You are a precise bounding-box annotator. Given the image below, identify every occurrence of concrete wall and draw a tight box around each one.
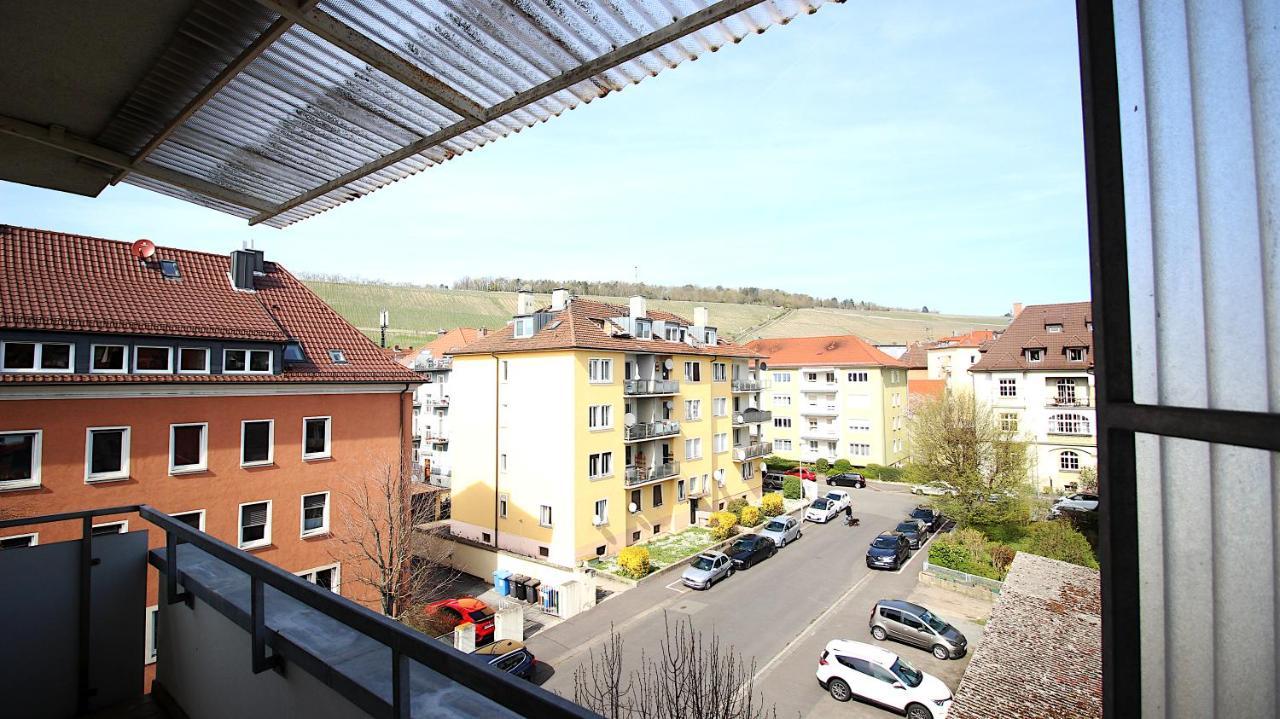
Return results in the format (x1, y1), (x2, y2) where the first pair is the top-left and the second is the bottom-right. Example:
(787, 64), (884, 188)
(428, 535), (597, 617)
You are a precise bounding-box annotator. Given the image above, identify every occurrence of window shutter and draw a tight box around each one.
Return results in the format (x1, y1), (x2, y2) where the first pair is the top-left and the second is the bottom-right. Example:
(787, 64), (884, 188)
(243, 503), (268, 526)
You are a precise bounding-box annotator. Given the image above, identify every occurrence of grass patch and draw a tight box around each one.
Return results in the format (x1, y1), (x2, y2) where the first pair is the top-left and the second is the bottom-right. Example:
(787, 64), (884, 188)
(589, 527), (717, 577)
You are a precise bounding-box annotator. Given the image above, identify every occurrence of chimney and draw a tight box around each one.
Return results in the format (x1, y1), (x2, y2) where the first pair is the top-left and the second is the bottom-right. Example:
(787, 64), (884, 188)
(230, 249), (256, 291)
(552, 287), (570, 311)
(516, 288), (534, 315)
(479, 328), (489, 337)
(629, 295), (647, 319)
(694, 306), (709, 328)
(1012, 302), (1024, 318)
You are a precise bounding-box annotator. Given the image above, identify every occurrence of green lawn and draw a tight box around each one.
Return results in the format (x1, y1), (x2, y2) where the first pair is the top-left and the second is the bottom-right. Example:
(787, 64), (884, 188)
(589, 527), (717, 576)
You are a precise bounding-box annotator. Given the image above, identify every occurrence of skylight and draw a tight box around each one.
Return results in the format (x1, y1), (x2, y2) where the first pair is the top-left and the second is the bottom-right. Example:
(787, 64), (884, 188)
(159, 259), (180, 279)
(328, 349), (347, 364)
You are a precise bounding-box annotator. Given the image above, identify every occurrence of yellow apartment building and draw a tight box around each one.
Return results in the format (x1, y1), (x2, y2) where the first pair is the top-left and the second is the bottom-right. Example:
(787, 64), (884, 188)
(446, 291), (767, 565)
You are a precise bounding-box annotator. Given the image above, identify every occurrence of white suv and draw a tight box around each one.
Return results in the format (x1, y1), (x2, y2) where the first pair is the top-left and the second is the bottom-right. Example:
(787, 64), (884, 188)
(816, 640), (953, 719)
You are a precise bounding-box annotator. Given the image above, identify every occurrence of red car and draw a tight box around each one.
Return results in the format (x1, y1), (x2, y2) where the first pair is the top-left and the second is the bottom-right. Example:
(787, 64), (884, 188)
(423, 597), (497, 644)
(785, 467), (817, 481)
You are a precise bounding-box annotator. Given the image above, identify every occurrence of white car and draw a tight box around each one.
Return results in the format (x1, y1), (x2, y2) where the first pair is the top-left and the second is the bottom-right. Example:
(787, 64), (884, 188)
(760, 516), (802, 547)
(911, 482), (959, 497)
(816, 640), (953, 719)
(804, 497), (840, 523)
(1049, 492), (1099, 517)
(823, 489), (851, 513)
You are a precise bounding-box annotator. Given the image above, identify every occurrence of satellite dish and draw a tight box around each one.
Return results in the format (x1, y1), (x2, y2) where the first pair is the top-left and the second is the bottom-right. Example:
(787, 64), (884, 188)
(715, 468), (725, 480)
(624, 413), (637, 426)
(130, 239), (156, 260)
(629, 502), (639, 513)
(760, 361), (768, 371)
(663, 358), (674, 370)
(663, 401), (673, 410)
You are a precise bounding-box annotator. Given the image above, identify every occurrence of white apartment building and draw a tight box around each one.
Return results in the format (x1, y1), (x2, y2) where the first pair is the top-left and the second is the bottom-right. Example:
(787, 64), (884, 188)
(925, 330), (998, 394)
(402, 328), (487, 487)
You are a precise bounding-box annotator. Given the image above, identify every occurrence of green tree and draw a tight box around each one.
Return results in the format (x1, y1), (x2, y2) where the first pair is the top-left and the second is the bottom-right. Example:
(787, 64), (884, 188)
(1077, 466), (1098, 493)
(1024, 521), (1099, 569)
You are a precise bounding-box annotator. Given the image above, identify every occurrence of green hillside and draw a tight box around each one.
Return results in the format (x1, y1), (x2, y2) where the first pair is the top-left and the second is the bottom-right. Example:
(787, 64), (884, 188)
(304, 280), (1008, 350)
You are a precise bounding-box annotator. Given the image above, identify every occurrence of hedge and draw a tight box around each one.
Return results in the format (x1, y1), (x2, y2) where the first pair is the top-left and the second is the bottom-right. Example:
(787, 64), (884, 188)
(740, 506), (763, 527)
(782, 477), (803, 499)
(761, 493), (785, 517)
(709, 510), (740, 540)
(618, 546), (652, 578)
(725, 497), (749, 523)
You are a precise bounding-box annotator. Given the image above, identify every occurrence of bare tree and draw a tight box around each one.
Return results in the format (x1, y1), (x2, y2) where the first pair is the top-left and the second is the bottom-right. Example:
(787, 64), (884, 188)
(332, 461), (459, 619)
(574, 613), (778, 719)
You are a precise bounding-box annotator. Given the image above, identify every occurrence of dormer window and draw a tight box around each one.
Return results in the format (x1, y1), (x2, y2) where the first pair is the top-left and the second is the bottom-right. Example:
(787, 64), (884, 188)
(635, 319), (652, 338)
(225, 349), (272, 374)
(513, 316), (534, 338)
(283, 341), (306, 363)
(1067, 347), (1086, 362)
(1086, 321), (1093, 332)
(1026, 349), (1044, 363)
(705, 328), (717, 344)
(328, 349), (347, 364)
(1046, 323), (1063, 333)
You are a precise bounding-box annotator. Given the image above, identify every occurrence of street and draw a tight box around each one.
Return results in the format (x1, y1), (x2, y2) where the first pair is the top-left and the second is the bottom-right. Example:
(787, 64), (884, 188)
(525, 482), (983, 718)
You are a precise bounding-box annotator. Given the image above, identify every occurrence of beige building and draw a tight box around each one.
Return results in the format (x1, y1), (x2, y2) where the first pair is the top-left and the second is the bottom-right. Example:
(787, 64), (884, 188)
(446, 291), (766, 566)
(745, 335), (909, 468)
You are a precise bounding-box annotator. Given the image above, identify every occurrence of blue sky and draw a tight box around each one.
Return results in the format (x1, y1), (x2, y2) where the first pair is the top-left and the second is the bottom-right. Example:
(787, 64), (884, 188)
(0, 0), (1088, 316)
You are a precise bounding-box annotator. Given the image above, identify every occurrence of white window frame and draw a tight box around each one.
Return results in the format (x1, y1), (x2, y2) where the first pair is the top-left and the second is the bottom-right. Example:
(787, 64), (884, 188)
(1060, 451), (1081, 471)
(134, 346), (173, 374)
(240, 419), (275, 467)
(177, 347), (211, 374)
(593, 499), (608, 526)
(539, 505), (553, 528)
(1000, 412), (1020, 432)
(297, 563), (341, 593)
(714, 433), (728, 454)
(848, 420), (871, 432)
(684, 437), (703, 460)
(773, 371), (791, 383)
(712, 362), (727, 382)
(145, 605), (159, 665)
(776, 439), (793, 451)
(588, 358), (613, 383)
(501, 359), (509, 382)
(89, 344), (128, 374)
(1046, 324), (1064, 333)
(84, 426), (131, 483)
(999, 378), (1018, 397)
(1, 341), (75, 373)
(848, 371), (869, 382)
(92, 520), (129, 535)
(684, 399), (701, 421)
(588, 451), (613, 479)
(223, 348), (273, 374)
(713, 397), (727, 417)
(772, 394), (791, 406)
(302, 416), (332, 460)
(588, 404), (613, 430)
(171, 509), (206, 531)
(1026, 349), (1044, 363)
(498, 493), (509, 518)
(849, 442), (871, 457)
(677, 480), (686, 502)
(300, 491), (330, 537)
(500, 453), (508, 473)
(237, 500), (272, 550)
(0, 532), (39, 548)
(169, 422), (208, 475)
(684, 361), (701, 382)
(1068, 347), (1086, 362)
(773, 417), (791, 429)
(0, 429), (42, 490)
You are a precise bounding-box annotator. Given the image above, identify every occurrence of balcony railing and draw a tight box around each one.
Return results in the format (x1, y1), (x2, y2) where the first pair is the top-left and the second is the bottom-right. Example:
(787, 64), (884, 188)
(624, 378), (680, 395)
(801, 428), (840, 441)
(732, 378), (770, 392)
(625, 461), (680, 486)
(421, 395), (450, 407)
(733, 408), (772, 425)
(414, 357), (453, 371)
(423, 432), (449, 443)
(1046, 396), (1093, 408)
(734, 441), (773, 461)
(624, 419), (681, 441)
(801, 382), (838, 393)
(800, 405), (839, 417)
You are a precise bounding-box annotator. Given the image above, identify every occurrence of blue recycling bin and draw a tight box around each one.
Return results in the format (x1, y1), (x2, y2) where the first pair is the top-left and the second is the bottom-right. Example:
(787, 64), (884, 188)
(493, 569), (513, 596)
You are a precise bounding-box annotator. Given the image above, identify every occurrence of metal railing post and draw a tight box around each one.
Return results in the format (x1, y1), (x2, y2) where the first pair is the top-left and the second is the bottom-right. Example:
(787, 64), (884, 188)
(251, 576), (282, 674)
(392, 648), (410, 718)
(77, 516), (94, 714)
(165, 530), (192, 606)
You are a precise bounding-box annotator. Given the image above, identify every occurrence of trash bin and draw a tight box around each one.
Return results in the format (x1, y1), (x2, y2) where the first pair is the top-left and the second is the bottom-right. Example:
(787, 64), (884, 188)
(510, 574), (529, 601)
(525, 579), (541, 605)
(493, 569), (512, 596)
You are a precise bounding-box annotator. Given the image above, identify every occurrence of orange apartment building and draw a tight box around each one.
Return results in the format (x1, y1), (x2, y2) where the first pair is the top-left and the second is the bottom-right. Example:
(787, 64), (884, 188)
(0, 226), (420, 668)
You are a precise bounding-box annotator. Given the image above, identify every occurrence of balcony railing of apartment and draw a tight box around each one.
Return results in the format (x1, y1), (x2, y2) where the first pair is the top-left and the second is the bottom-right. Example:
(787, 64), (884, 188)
(731, 378), (769, 392)
(623, 419), (681, 442)
(734, 441), (773, 462)
(624, 461), (680, 486)
(800, 428), (840, 441)
(0, 506), (591, 719)
(421, 396), (451, 407)
(800, 382), (838, 393)
(1046, 396), (1095, 408)
(424, 432), (449, 444)
(623, 378), (680, 396)
(413, 357), (453, 371)
(800, 405), (839, 417)
(732, 408), (772, 425)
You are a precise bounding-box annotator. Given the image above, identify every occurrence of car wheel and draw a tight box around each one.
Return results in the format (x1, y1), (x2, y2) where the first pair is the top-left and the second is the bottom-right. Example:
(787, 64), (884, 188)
(905, 703), (933, 719)
(827, 678), (853, 702)
(779, 537), (787, 548)
(933, 644), (950, 660)
(871, 626), (887, 641)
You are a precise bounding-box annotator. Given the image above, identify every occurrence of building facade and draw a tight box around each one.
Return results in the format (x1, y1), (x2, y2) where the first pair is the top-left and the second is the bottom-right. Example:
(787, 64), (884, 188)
(400, 328), (488, 488)
(970, 302), (1095, 492)
(446, 292), (766, 566)
(925, 330), (997, 394)
(746, 335), (909, 468)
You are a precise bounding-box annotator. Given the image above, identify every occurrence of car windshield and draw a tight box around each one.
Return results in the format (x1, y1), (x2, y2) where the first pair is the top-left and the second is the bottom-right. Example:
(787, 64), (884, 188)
(825, 493), (842, 501)
(895, 522), (917, 533)
(765, 520), (786, 532)
(731, 539), (754, 552)
(872, 536), (899, 549)
(691, 556), (714, 570)
(919, 610), (950, 633)
(892, 658), (923, 687)
(812, 499), (830, 509)
(912, 509), (932, 518)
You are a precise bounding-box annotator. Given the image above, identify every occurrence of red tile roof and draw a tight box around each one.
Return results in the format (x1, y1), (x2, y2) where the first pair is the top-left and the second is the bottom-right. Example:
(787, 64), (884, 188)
(421, 327), (487, 357)
(907, 379), (946, 399)
(900, 341), (929, 369)
(933, 329), (997, 348)
(1, 226), (420, 385)
(452, 298), (762, 358)
(744, 335), (905, 368)
(970, 302), (1093, 372)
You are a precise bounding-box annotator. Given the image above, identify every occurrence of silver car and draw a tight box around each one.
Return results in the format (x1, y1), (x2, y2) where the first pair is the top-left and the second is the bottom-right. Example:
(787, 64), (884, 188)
(681, 550), (733, 590)
(869, 599), (968, 660)
(759, 516), (802, 548)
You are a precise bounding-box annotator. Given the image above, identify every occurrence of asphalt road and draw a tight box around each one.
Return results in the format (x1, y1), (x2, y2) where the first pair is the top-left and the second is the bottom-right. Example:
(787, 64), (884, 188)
(525, 483), (948, 716)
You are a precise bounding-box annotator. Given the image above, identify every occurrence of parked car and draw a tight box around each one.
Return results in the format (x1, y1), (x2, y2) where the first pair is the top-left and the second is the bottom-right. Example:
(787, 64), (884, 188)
(681, 550), (734, 590)
(817, 640), (953, 718)
(805, 497), (840, 523)
(827, 472), (867, 488)
(763, 471), (788, 491)
(869, 599), (969, 660)
(894, 519), (928, 549)
(866, 532), (911, 570)
(727, 533), (777, 569)
(472, 639), (537, 679)
(786, 467), (817, 481)
(422, 597), (497, 644)
(823, 489), (852, 513)
(911, 481), (959, 497)
(1049, 492), (1100, 518)
(760, 515), (802, 547)
(908, 506), (945, 533)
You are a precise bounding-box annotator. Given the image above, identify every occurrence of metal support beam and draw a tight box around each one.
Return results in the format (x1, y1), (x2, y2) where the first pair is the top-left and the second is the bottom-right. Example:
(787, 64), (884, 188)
(250, 0), (485, 120)
(0, 114), (273, 213)
(77, 517), (94, 715)
(250, 0), (769, 225)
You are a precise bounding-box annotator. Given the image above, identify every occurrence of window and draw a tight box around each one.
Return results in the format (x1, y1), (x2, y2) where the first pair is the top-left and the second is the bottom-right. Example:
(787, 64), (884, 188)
(169, 423), (207, 474)
(91, 344), (127, 373)
(892, 392), (901, 407)
(776, 439), (792, 451)
(513, 316), (534, 338)
(772, 394), (791, 406)
(501, 360), (509, 381)
(225, 348), (272, 374)
(684, 437), (702, 460)
(178, 347), (209, 373)
(999, 378), (1018, 397)
(677, 479), (686, 501)
(1049, 413), (1092, 435)
(714, 433), (728, 453)
(539, 505), (553, 527)
(0, 430), (41, 490)
(92, 521), (128, 536)
(594, 499), (608, 525)
(652, 485), (663, 508)
(1046, 323), (1063, 333)
(653, 523), (661, 534)
(1068, 347), (1086, 362)
(773, 372), (791, 383)
(589, 451), (613, 478)
(283, 341), (306, 363)
(588, 358), (613, 383)
(588, 404), (613, 429)
(848, 420), (871, 432)
(1, 341), (73, 372)
(1061, 450), (1081, 471)
(135, 346), (172, 373)
(850, 443), (871, 457)
(328, 349), (347, 364)
(500, 453), (508, 472)
(805, 372), (818, 382)
(498, 494), (509, 519)
(774, 417), (792, 429)
(297, 565), (340, 592)
(713, 397), (727, 416)
(303, 416), (331, 459)
(482, 532), (491, 544)
(712, 362), (727, 381)
(1057, 379), (1078, 403)
(684, 399), (701, 420)
(145, 606), (159, 664)
(629, 489), (641, 512)
(241, 420), (274, 466)
(171, 510), (205, 531)
(998, 412), (1019, 432)
(683, 361), (701, 382)
(848, 371), (868, 382)
(1026, 349), (1044, 363)
(85, 426), (129, 482)
(238, 501), (271, 549)
(0, 533), (38, 549)
(301, 492), (329, 536)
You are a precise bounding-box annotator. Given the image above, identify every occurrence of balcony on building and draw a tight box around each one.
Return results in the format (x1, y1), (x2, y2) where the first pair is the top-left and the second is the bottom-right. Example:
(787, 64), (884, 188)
(624, 378), (680, 396)
(428, 465), (452, 489)
(800, 427), (841, 441)
(0, 506), (587, 719)
(414, 357), (453, 371)
(424, 431), (449, 444)
(734, 441), (773, 462)
(624, 461), (680, 487)
(732, 408), (772, 426)
(800, 382), (838, 393)
(1045, 377), (1094, 409)
(624, 419), (681, 442)
(422, 395), (451, 408)
(731, 378), (769, 393)
(799, 404), (839, 417)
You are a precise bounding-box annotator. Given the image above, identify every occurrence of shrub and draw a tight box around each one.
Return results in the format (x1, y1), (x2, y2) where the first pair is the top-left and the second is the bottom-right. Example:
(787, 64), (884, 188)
(876, 465), (904, 482)
(618, 546), (652, 578)
(832, 459), (853, 474)
(740, 506), (763, 527)
(952, 527), (989, 557)
(710, 511), (739, 540)
(815, 458), (830, 472)
(1025, 521), (1099, 569)
(928, 541), (971, 569)
(991, 544), (1016, 572)
(725, 497), (749, 522)
(861, 464), (881, 479)
(764, 456), (799, 471)
(782, 477), (803, 499)
(761, 493), (785, 517)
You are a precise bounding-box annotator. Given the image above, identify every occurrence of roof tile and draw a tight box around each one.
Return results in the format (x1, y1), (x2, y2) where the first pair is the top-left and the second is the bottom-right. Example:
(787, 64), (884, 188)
(970, 302), (1093, 372)
(744, 335), (905, 368)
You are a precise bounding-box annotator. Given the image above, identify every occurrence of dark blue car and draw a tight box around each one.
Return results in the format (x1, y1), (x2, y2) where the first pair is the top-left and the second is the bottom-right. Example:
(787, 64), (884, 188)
(473, 639), (537, 679)
(894, 519), (928, 549)
(866, 531), (911, 571)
